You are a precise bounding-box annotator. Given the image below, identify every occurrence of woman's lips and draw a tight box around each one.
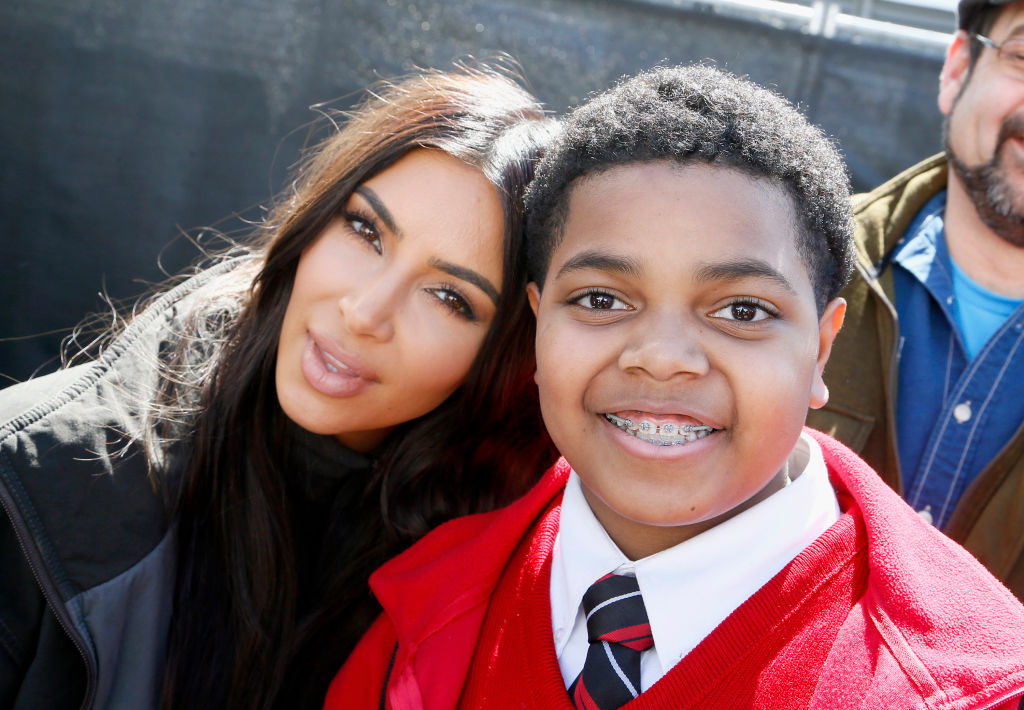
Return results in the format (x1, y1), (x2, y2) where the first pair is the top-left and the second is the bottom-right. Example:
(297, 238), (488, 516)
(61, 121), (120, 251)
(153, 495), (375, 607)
(300, 332), (378, 398)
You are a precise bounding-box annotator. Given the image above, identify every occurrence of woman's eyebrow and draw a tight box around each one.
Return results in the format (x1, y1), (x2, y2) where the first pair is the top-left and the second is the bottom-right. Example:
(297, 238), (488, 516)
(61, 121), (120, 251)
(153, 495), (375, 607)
(354, 186), (402, 239)
(692, 258), (796, 293)
(354, 185), (500, 306)
(430, 258), (500, 305)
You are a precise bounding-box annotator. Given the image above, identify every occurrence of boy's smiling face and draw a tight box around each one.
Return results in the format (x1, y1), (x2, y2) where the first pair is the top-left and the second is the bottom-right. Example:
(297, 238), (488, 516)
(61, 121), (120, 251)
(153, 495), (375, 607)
(528, 162), (845, 559)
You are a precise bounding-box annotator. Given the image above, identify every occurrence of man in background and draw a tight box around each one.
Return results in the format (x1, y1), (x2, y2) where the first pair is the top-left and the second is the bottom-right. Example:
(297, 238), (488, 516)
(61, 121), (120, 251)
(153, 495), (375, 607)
(807, 0), (1024, 598)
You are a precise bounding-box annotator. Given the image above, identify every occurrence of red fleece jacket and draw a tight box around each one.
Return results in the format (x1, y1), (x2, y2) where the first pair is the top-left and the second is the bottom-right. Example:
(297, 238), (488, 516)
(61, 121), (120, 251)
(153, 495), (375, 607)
(325, 430), (1024, 710)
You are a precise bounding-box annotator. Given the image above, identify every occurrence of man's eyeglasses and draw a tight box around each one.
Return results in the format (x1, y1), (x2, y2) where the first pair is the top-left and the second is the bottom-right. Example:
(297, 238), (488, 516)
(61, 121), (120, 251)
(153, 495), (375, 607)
(973, 33), (1024, 74)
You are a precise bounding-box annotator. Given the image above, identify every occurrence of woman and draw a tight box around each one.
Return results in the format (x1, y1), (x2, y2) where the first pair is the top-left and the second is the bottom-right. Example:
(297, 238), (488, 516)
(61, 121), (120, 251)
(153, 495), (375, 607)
(0, 64), (557, 710)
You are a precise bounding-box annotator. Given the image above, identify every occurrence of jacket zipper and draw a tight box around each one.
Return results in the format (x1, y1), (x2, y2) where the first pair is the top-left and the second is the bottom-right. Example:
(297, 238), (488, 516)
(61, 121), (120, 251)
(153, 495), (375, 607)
(0, 472), (96, 710)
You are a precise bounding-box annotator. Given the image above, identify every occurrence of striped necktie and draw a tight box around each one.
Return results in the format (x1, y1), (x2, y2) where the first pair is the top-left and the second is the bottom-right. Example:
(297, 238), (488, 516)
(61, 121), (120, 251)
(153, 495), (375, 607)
(568, 573), (654, 710)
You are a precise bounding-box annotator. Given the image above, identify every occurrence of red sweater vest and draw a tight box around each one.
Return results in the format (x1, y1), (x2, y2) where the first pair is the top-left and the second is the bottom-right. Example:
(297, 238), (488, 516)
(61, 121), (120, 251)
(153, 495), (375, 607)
(459, 498), (869, 709)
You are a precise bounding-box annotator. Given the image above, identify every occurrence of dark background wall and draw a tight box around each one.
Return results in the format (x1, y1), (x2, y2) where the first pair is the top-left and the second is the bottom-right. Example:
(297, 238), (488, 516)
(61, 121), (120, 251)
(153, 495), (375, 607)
(0, 0), (946, 384)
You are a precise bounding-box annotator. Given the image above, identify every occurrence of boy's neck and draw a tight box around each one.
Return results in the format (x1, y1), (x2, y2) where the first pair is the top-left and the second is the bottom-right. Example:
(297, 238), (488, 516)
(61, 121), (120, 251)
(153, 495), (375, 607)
(582, 462), (794, 561)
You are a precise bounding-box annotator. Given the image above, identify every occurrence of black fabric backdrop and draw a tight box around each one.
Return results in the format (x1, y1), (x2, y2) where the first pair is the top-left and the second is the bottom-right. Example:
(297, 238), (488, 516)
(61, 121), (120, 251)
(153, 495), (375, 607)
(0, 0), (944, 383)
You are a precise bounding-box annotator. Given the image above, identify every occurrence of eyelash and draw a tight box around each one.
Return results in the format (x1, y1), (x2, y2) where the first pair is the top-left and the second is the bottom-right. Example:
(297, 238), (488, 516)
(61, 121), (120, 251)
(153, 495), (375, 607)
(567, 289), (779, 326)
(343, 209), (382, 253)
(428, 284), (477, 321)
(568, 289), (630, 311)
(342, 207), (479, 322)
(711, 298), (780, 323)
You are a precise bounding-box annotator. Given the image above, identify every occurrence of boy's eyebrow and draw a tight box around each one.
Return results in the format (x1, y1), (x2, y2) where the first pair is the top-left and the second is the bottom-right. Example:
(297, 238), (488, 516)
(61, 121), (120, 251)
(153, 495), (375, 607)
(354, 186), (402, 239)
(429, 258), (500, 305)
(555, 250), (643, 279)
(692, 258), (797, 293)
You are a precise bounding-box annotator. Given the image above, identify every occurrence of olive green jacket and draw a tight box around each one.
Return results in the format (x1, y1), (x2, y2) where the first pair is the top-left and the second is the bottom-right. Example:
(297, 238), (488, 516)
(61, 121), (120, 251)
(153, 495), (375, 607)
(807, 153), (1024, 600)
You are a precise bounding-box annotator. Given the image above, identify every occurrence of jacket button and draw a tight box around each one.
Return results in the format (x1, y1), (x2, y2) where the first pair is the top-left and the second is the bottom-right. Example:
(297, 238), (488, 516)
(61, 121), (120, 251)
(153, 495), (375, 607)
(953, 401), (972, 423)
(918, 507), (934, 524)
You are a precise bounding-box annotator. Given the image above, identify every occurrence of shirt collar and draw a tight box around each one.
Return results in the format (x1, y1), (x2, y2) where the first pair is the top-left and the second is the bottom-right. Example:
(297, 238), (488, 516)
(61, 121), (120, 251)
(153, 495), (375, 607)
(892, 189), (956, 309)
(550, 432), (840, 672)
(550, 470), (627, 651)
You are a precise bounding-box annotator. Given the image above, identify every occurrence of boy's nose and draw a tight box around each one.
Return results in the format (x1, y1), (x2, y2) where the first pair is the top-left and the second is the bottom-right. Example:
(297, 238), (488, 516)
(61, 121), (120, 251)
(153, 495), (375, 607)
(618, 315), (710, 381)
(338, 275), (399, 342)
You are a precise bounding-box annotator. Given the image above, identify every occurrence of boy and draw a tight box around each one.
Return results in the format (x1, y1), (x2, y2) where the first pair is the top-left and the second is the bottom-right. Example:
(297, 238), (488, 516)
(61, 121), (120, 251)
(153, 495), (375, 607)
(325, 65), (1024, 709)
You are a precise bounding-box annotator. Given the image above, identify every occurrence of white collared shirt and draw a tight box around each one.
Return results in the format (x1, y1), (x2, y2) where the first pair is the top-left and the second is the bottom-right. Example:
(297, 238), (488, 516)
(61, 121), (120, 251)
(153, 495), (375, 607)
(550, 432), (840, 691)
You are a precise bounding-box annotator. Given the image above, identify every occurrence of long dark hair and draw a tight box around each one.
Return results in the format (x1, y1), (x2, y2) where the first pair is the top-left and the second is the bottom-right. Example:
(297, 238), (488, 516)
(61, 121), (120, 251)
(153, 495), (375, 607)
(159, 64), (557, 709)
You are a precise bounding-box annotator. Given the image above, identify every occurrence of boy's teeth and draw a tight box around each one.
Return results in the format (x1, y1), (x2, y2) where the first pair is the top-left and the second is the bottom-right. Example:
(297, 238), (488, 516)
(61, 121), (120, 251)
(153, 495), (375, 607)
(325, 362), (339, 373)
(603, 412), (715, 446)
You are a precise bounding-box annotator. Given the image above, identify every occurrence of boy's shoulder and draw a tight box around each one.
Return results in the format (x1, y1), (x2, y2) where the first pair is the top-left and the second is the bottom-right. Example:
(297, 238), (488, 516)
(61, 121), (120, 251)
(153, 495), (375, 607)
(811, 429), (1024, 699)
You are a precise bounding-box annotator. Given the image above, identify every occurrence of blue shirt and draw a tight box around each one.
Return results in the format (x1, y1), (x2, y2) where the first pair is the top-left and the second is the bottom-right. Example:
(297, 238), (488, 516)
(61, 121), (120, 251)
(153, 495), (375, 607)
(950, 258), (1024, 359)
(892, 190), (1024, 529)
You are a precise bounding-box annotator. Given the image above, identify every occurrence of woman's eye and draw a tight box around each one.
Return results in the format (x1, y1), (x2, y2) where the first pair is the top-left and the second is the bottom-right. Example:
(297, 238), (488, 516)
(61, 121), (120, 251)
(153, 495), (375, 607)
(347, 216), (382, 253)
(573, 291), (629, 310)
(430, 288), (476, 321)
(710, 300), (775, 322)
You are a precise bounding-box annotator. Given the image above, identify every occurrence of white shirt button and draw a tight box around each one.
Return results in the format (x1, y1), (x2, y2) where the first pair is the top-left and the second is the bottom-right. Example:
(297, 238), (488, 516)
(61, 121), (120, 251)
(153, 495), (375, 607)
(918, 507), (934, 524)
(953, 401), (972, 423)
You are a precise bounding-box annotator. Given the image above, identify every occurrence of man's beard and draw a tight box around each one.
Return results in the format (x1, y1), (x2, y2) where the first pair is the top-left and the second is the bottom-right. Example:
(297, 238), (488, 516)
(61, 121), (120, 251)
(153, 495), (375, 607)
(945, 113), (1024, 248)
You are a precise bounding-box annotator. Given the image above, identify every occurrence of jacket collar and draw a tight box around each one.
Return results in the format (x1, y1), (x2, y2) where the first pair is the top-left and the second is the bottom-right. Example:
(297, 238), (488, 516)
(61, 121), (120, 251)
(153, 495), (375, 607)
(808, 428), (1024, 702)
(853, 153), (948, 279)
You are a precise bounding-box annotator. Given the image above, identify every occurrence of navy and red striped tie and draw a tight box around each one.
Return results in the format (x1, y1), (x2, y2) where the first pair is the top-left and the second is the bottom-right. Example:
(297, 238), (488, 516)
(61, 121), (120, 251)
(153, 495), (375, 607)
(568, 573), (654, 710)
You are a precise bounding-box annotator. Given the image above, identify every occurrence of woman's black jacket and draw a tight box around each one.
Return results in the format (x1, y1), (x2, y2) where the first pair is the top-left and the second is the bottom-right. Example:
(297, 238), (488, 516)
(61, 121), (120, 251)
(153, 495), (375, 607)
(0, 263), (238, 709)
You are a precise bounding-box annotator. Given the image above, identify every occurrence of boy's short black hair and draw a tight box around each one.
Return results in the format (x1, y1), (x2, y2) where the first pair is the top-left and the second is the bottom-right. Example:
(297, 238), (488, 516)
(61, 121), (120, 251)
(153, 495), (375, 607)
(524, 64), (854, 313)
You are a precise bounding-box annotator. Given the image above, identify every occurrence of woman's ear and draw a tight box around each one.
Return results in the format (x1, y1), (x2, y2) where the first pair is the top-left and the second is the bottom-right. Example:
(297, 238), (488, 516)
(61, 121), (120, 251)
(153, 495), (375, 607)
(809, 297), (847, 410)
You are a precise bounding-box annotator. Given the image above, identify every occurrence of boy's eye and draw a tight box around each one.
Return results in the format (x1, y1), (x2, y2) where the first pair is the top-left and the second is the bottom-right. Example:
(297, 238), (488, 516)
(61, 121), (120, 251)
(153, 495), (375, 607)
(346, 215), (382, 253)
(710, 300), (776, 322)
(572, 290), (630, 311)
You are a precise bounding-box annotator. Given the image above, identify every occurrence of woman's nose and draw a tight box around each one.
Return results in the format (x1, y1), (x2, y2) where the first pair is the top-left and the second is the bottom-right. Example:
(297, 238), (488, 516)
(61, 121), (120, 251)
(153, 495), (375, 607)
(338, 275), (398, 342)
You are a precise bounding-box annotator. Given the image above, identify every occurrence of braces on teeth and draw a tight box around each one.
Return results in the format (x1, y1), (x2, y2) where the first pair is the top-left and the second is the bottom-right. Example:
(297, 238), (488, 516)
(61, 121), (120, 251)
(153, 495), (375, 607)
(604, 413), (715, 446)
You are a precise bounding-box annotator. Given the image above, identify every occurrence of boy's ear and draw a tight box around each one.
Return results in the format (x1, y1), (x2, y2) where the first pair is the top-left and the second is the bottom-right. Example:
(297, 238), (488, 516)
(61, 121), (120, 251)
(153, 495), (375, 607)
(809, 297), (846, 410)
(938, 30), (971, 116)
(527, 282), (541, 317)
(526, 283), (542, 385)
